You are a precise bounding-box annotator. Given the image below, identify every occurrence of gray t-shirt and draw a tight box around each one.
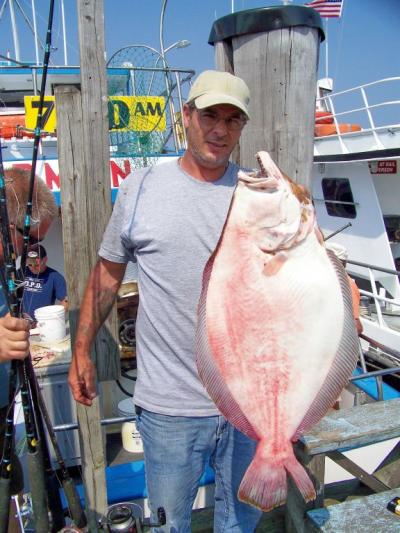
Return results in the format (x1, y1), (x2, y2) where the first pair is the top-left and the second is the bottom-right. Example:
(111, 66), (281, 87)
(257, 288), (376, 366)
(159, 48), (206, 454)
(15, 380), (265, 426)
(99, 159), (238, 416)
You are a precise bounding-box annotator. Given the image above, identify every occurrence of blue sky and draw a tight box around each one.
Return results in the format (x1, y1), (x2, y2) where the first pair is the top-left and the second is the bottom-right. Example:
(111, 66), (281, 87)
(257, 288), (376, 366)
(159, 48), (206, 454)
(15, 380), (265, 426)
(0, 0), (399, 97)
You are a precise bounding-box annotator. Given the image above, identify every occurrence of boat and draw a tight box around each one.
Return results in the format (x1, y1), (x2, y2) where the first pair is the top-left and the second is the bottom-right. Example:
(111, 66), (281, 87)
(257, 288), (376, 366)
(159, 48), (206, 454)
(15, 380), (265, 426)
(311, 76), (400, 486)
(312, 76), (400, 365)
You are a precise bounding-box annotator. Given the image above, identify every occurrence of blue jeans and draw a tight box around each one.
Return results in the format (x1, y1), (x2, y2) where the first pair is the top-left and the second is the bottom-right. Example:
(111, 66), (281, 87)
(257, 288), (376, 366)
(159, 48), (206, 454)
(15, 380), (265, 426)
(135, 408), (262, 533)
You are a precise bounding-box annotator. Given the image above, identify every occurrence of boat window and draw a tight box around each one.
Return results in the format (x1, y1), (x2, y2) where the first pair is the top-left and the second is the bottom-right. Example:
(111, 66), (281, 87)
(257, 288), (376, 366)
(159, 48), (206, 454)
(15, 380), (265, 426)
(321, 178), (356, 219)
(383, 216), (400, 242)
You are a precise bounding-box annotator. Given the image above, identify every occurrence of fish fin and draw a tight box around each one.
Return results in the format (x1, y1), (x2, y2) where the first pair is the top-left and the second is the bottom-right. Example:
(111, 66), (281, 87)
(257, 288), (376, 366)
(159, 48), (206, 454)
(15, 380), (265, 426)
(238, 444), (315, 511)
(292, 250), (359, 440)
(284, 451), (316, 503)
(263, 252), (288, 276)
(196, 256), (258, 440)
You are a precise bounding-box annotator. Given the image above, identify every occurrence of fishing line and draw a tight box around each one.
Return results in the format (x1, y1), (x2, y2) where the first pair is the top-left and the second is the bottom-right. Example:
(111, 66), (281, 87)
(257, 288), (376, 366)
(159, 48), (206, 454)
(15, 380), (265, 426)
(19, 0), (55, 275)
(0, 0), (85, 529)
(0, 152), (49, 533)
(17, 0), (87, 526)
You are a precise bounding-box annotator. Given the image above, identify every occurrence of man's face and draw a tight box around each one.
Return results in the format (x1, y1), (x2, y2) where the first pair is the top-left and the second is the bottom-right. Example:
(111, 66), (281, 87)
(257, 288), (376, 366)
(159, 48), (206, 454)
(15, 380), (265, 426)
(183, 103), (247, 171)
(27, 254), (48, 275)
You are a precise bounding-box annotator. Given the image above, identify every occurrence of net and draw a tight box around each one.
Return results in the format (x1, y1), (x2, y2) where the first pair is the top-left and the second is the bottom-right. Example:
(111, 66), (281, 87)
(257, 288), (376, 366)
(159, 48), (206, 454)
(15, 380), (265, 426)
(107, 45), (174, 168)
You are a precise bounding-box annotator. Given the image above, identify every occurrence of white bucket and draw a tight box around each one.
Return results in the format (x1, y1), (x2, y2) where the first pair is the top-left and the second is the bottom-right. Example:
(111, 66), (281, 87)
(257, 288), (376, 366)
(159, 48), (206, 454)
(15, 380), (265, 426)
(34, 305), (66, 343)
(118, 398), (143, 454)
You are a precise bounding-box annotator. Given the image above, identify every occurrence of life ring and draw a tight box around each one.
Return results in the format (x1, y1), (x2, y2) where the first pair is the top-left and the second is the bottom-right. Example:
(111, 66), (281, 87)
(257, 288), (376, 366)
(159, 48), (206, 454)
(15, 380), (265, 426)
(315, 110), (334, 125)
(394, 229), (400, 241)
(315, 123), (362, 137)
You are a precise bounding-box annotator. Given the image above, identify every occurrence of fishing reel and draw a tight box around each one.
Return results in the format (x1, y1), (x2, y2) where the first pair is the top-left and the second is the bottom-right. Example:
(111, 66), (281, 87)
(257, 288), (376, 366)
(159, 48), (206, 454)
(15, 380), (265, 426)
(99, 503), (166, 532)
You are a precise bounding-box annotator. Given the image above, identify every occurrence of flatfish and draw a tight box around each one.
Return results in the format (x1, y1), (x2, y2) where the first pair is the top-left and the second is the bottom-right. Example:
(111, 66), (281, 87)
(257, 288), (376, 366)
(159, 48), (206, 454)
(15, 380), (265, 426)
(196, 151), (359, 511)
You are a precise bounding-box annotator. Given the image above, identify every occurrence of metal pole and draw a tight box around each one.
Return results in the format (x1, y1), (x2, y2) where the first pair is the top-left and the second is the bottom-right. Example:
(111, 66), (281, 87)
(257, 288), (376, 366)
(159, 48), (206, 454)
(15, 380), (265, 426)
(175, 70), (186, 149)
(60, 0), (68, 65)
(158, 0), (179, 151)
(159, 0), (167, 60)
(9, 0), (20, 62)
(31, 0), (39, 65)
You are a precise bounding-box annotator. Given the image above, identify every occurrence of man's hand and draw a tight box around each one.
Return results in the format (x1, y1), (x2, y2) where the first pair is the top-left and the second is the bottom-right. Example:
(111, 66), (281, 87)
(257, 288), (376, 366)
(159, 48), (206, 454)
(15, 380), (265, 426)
(0, 314), (30, 363)
(68, 352), (97, 406)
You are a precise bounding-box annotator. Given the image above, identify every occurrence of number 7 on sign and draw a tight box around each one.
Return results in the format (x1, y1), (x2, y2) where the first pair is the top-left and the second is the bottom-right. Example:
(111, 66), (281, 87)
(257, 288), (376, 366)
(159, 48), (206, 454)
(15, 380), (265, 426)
(24, 96), (56, 133)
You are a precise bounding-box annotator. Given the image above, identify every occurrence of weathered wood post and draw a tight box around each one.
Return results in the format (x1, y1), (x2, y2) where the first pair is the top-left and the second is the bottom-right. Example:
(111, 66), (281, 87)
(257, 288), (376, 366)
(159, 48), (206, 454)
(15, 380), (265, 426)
(55, 0), (120, 529)
(209, 5), (324, 189)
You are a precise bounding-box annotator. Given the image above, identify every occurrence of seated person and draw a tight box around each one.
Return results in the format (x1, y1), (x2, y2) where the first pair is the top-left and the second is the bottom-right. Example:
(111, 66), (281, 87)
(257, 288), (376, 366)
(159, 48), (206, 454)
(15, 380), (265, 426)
(23, 244), (68, 320)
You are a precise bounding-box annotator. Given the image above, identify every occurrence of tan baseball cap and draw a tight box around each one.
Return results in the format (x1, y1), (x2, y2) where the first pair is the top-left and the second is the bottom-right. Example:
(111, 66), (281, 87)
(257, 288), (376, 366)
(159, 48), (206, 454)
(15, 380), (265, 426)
(187, 70), (250, 118)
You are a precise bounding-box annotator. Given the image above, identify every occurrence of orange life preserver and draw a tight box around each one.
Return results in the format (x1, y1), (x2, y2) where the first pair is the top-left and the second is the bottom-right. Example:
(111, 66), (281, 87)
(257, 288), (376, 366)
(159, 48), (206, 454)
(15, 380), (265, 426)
(315, 123), (362, 137)
(0, 113), (31, 139)
(315, 110), (334, 125)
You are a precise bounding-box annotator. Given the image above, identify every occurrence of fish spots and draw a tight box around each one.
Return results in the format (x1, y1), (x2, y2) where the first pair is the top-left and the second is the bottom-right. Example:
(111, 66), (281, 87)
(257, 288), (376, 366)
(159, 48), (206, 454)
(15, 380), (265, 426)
(284, 173), (311, 205)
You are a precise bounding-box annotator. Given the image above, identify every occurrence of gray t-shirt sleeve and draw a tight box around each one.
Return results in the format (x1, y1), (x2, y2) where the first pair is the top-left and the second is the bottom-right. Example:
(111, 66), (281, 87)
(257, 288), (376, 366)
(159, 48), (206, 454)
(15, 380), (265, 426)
(99, 178), (132, 264)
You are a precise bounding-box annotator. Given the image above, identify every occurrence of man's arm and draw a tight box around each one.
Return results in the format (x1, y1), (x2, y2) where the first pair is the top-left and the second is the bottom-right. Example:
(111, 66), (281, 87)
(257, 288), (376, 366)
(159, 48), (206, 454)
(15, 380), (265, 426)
(68, 258), (127, 405)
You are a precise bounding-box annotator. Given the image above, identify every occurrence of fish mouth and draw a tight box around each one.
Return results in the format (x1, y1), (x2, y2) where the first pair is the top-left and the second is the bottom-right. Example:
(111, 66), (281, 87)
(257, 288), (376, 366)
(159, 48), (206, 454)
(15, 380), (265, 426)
(238, 170), (280, 191)
(256, 153), (269, 176)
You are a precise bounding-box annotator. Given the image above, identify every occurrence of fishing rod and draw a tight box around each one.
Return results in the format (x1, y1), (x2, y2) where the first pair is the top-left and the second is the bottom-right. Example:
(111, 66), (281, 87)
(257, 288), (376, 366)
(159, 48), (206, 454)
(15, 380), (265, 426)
(19, 0), (55, 275)
(0, 2), (66, 530)
(323, 222), (352, 241)
(33, 369), (87, 529)
(0, 142), (25, 533)
(0, 146), (49, 533)
(9, 0), (86, 526)
(26, 363), (66, 532)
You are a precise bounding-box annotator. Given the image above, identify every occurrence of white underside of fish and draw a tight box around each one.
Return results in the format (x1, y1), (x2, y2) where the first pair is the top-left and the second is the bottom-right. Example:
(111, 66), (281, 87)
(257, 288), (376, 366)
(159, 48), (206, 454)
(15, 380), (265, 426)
(196, 152), (359, 511)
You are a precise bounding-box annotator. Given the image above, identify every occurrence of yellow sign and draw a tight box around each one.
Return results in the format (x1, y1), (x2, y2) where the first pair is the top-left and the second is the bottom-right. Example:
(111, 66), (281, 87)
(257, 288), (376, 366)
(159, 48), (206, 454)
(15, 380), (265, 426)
(108, 96), (166, 132)
(24, 96), (56, 132)
(24, 95), (166, 133)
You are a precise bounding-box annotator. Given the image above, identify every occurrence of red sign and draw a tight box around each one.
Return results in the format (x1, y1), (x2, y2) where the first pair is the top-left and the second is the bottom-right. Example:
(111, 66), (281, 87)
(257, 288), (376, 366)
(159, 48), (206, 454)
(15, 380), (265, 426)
(3, 158), (133, 191)
(368, 160), (397, 174)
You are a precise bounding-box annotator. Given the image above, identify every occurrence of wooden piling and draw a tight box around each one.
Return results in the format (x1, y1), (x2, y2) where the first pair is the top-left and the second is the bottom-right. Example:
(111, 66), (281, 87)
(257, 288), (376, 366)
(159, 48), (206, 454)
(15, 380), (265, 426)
(55, 0), (120, 528)
(209, 5), (324, 189)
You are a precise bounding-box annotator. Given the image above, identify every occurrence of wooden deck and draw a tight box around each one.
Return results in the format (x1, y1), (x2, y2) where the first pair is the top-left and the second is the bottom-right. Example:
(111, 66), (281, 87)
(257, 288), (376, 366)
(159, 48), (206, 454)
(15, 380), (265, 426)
(106, 435), (380, 533)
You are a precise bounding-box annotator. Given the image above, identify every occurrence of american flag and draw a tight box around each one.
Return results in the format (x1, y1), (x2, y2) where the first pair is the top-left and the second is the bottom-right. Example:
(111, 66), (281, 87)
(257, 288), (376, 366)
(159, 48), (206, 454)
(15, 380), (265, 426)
(305, 0), (343, 18)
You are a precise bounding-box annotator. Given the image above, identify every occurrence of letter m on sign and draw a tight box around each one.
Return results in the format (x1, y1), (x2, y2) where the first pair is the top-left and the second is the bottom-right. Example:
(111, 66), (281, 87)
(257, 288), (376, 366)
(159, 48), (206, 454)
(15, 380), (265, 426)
(146, 102), (163, 116)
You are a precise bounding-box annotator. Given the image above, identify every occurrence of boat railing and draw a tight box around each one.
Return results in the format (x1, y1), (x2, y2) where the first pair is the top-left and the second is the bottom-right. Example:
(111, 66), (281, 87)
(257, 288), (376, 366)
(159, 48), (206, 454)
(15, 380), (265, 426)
(316, 76), (400, 150)
(347, 258), (400, 328)
(0, 63), (195, 156)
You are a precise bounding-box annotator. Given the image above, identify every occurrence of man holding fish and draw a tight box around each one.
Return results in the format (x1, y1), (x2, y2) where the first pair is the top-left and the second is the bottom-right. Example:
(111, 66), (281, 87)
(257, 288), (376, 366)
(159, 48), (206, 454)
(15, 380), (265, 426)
(69, 69), (359, 527)
(68, 70), (263, 531)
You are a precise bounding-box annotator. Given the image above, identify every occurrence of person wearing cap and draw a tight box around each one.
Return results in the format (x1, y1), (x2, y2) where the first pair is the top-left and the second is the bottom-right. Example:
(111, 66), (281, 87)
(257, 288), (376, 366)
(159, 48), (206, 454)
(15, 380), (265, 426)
(69, 70), (262, 531)
(22, 243), (68, 321)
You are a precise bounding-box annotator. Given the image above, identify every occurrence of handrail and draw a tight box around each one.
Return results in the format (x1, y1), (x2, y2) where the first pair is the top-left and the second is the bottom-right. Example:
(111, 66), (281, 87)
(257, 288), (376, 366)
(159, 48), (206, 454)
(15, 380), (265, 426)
(318, 76), (400, 99)
(0, 64), (195, 75)
(345, 258), (400, 328)
(359, 333), (400, 360)
(351, 366), (400, 382)
(315, 77), (400, 150)
(347, 259), (400, 277)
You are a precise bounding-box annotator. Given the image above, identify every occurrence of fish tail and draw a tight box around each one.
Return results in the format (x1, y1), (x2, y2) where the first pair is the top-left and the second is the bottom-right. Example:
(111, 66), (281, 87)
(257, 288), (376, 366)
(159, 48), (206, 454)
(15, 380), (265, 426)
(238, 448), (287, 512)
(238, 445), (316, 511)
(284, 450), (316, 503)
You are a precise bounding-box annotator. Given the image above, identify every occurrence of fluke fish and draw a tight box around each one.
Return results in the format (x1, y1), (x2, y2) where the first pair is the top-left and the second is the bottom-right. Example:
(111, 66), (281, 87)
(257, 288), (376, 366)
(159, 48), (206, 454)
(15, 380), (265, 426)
(196, 151), (359, 511)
